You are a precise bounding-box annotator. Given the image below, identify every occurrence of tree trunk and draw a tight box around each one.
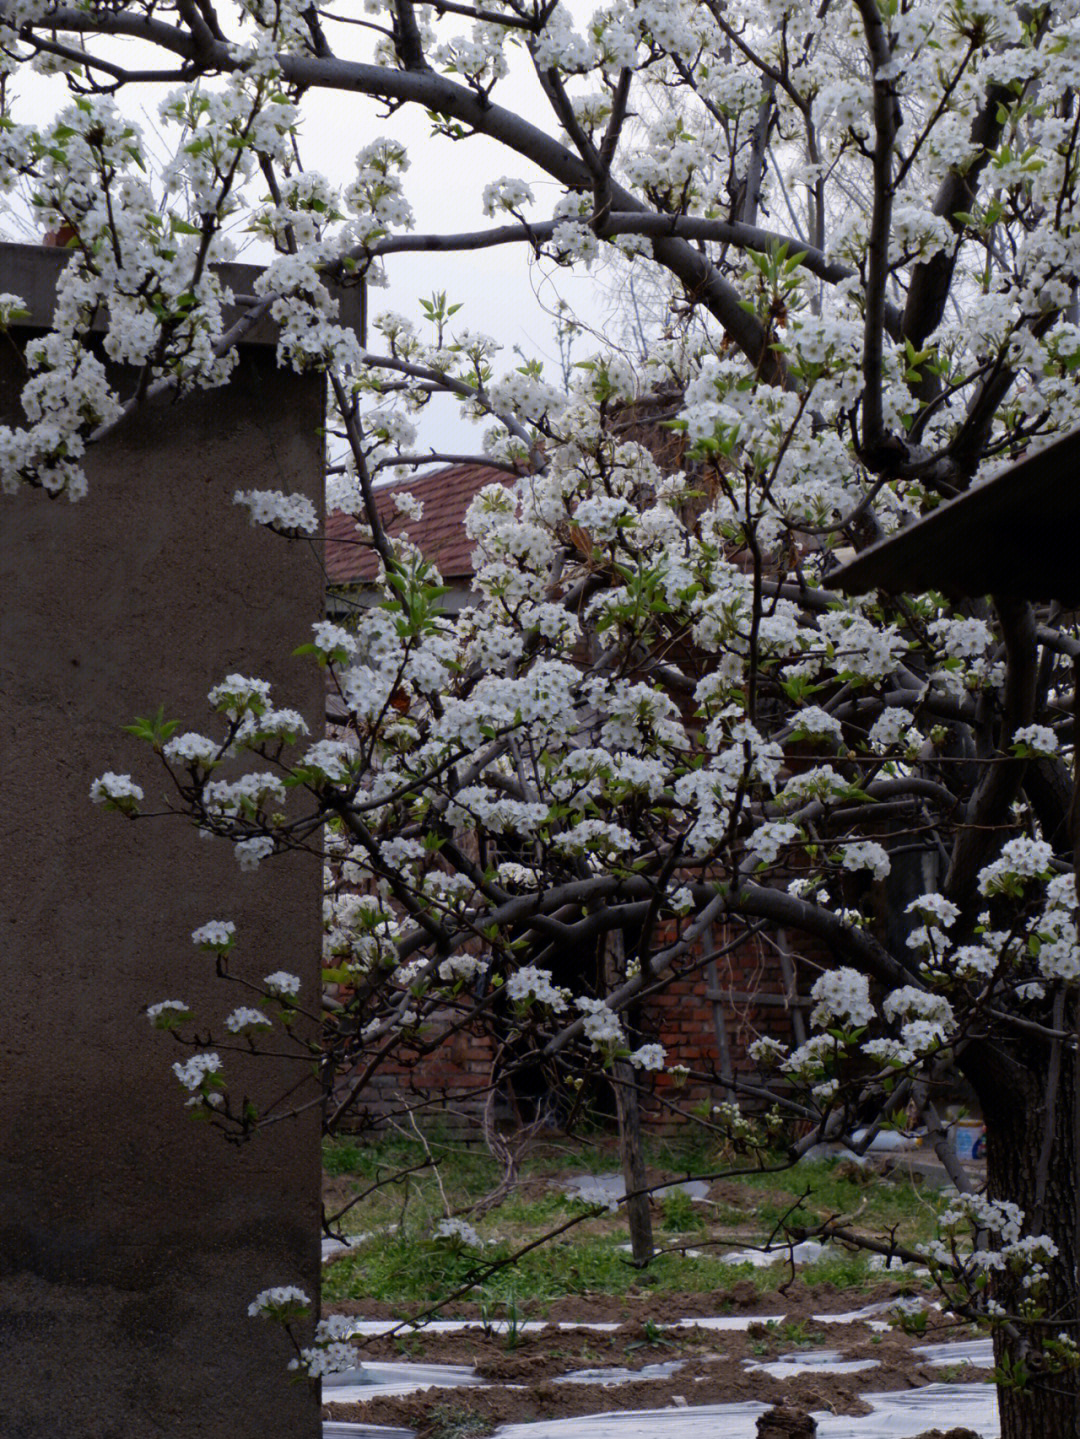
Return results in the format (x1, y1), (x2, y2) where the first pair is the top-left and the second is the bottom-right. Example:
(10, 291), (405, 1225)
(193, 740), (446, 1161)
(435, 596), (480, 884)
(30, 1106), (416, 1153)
(971, 1028), (1080, 1439)
(602, 930), (654, 1266)
(611, 1057), (654, 1266)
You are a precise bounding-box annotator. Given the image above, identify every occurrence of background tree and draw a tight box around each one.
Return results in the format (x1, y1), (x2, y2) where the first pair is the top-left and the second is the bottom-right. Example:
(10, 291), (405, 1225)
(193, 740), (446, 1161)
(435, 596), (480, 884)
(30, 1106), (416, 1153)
(7, 0), (1080, 1430)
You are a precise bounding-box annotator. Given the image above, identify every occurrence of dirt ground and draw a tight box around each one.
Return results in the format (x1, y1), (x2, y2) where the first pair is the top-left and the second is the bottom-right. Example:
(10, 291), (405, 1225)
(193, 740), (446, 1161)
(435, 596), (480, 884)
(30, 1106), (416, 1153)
(322, 1280), (992, 1436)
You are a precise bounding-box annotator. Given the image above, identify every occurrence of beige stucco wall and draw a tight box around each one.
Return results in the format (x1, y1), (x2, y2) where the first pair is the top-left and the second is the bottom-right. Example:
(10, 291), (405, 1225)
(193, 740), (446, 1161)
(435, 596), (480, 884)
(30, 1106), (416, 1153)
(0, 248), (329, 1438)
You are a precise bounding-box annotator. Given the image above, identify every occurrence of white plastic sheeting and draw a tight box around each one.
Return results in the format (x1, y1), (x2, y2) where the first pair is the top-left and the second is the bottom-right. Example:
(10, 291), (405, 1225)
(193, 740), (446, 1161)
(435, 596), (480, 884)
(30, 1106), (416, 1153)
(321, 1305), (998, 1439)
(324, 1425), (414, 1439)
(674, 1315), (788, 1330)
(817, 1383), (998, 1436)
(915, 1336), (994, 1367)
(343, 1318), (620, 1336)
(563, 1174), (711, 1204)
(718, 1240), (830, 1268)
(341, 1314), (791, 1338)
(322, 1361), (483, 1401)
(555, 1360), (687, 1386)
(492, 1399), (772, 1438)
(486, 1383), (998, 1438)
(815, 1298), (930, 1331)
(322, 1235), (368, 1261)
(322, 1383), (999, 1439)
(745, 1349), (880, 1381)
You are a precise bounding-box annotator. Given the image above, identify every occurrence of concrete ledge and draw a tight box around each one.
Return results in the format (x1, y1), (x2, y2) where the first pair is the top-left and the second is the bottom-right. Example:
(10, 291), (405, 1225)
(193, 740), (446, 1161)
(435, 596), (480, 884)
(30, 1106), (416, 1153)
(0, 240), (365, 345)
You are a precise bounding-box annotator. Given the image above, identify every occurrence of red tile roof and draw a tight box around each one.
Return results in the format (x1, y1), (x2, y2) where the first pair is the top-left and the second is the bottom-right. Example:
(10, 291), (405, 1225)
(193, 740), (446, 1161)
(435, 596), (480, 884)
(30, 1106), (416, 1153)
(326, 464), (513, 585)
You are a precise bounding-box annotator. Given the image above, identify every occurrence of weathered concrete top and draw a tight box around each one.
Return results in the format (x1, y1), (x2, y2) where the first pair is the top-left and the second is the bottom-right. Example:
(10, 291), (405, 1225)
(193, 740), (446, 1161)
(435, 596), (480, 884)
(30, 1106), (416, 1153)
(0, 239), (365, 345)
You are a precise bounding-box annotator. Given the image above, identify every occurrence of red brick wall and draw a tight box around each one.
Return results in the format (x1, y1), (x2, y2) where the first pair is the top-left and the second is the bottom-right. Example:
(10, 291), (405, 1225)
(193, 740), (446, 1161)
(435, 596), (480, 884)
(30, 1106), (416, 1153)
(335, 924), (811, 1137)
(639, 926), (800, 1128)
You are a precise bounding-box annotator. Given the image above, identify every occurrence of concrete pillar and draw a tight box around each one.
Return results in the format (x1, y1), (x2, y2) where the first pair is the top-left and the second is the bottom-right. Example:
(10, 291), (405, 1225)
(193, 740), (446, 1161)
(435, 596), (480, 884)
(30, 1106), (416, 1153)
(0, 244), (342, 1439)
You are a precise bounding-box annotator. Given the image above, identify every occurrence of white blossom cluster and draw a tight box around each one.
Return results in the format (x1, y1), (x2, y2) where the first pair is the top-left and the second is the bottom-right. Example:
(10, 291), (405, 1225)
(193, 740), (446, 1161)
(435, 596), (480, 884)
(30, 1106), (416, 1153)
(163, 733), (222, 768)
(263, 971), (301, 997)
(192, 920), (236, 951)
(838, 841), (891, 881)
(978, 837), (1056, 897)
(809, 968), (874, 1030)
(64, 0), (1080, 1365)
(867, 707), (915, 750)
(482, 177), (534, 216)
(208, 675), (272, 720)
(224, 1006), (272, 1033)
(172, 1052), (223, 1093)
(146, 1000), (192, 1028)
(505, 965), (571, 1012)
(247, 1286), (311, 1320)
(746, 821), (801, 866)
(89, 773), (144, 811)
(235, 835), (274, 870)
(203, 771), (287, 815)
(575, 997), (626, 1052)
(234, 489), (318, 535)
(1012, 724), (1060, 756)
(628, 1043), (667, 1071)
(434, 1217), (483, 1248)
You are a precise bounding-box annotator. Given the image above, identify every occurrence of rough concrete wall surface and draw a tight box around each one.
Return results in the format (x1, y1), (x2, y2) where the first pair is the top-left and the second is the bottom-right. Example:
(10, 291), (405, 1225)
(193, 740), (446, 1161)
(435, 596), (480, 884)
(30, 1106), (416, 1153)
(0, 251), (325, 1439)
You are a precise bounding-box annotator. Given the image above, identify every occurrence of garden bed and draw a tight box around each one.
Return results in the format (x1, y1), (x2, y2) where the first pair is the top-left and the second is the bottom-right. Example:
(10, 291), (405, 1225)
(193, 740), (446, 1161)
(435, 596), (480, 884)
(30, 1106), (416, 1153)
(319, 1134), (992, 1437)
(322, 1301), (990, 1434)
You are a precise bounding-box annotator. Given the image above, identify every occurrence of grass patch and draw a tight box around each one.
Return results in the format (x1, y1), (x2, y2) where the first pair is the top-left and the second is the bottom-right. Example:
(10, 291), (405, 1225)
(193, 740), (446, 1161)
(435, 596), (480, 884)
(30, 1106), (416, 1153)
(732, 1158), (938, 1233)
(322, 1226), (781, 1308)
(323, 1139), (365, 1177)
(322, 1130), (945, 1311)
(799, 1248), (876, 1292)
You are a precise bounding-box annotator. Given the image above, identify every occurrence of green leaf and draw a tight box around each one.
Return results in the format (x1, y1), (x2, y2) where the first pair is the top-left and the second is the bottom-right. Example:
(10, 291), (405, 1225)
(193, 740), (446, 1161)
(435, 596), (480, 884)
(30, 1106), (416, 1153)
(122, 704), (180, 749)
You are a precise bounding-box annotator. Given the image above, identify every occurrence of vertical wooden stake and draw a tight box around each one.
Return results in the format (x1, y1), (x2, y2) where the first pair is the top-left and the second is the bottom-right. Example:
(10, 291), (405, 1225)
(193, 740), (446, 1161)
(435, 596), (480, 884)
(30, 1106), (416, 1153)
(605, 930), (653, 1265)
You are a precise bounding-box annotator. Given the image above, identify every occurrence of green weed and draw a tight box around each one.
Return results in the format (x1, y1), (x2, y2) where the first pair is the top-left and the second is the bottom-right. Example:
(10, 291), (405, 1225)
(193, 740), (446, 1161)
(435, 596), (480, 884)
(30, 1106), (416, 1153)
(323, 1139), (364, 1176)
(774, 1319), (826, 1347)
(659, 1189), (700, 1232)
(419, 1404), (492, 1439)
(480, 1290), (526, 1350)
(799, 1249), (875, 1291)
(626, 1318), (673, 1351)
(894, 1307), (930, 1335)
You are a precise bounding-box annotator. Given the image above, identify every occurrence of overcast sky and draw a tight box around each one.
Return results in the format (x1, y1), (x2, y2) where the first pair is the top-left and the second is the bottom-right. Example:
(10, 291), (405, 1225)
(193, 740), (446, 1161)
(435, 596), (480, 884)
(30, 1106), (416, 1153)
(4, 20), (621, 458)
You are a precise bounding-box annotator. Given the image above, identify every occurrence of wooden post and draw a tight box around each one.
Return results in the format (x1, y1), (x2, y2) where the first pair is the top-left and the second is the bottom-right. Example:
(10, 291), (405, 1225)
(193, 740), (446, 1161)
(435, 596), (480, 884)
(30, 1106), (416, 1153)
(611, 1057), (654, 1264)
(605, 932), (653, 1264)
(705, 925), (735, 1095)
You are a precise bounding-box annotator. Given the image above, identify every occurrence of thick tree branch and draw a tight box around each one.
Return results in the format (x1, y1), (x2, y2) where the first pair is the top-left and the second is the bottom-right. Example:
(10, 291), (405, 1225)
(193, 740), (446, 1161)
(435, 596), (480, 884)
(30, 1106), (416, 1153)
(360, 213), (854, 287)
(24, 12), (783, 379)
(851, 0), (900, 461)
(945, 596), (1038, 908)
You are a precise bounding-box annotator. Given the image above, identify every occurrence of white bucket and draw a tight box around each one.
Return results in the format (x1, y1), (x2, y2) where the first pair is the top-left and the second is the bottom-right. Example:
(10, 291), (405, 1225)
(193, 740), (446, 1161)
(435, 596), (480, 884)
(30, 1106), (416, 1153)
(953, 1122), (984, 1160)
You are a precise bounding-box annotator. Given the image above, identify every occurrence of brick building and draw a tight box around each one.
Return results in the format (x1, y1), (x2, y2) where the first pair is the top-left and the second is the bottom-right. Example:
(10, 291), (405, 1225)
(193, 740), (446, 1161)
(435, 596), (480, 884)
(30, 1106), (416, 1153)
(323, 463), (817, 1136)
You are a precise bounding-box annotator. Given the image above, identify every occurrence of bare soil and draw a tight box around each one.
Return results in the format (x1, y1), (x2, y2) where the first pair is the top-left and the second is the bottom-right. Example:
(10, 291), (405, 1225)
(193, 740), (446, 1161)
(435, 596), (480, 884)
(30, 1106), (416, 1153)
(322, 1284), (992, 1436)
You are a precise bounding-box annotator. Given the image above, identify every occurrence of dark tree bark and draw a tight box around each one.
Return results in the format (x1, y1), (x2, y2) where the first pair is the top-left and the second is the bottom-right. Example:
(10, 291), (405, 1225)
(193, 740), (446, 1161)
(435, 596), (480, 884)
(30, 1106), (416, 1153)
(972, 1031), (1080, 1439)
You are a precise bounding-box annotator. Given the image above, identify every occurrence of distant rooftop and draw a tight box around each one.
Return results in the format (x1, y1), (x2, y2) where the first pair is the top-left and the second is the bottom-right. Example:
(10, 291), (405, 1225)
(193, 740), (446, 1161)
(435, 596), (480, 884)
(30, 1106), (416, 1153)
(326, 463), (513, 586)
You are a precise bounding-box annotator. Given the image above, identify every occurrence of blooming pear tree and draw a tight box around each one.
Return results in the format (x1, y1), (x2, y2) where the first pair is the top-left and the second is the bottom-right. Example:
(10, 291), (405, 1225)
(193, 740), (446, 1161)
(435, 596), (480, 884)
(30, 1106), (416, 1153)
(7, 0), (1080, 1427)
